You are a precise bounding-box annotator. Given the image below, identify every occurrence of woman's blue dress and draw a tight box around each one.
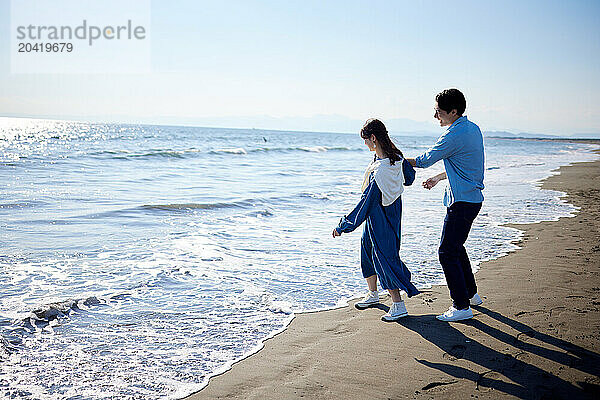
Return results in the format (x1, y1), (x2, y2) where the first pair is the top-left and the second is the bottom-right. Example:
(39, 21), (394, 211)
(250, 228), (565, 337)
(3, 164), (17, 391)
(336, 173), (419, 296)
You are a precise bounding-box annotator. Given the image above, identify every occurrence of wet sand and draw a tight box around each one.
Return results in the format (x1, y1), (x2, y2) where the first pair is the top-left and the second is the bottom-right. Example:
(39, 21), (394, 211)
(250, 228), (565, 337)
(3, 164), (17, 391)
(185, 149), (600, 400)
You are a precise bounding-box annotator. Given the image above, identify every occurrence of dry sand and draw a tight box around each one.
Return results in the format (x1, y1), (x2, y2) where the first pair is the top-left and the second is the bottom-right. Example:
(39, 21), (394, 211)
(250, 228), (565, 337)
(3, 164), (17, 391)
(185, 149), (600, 400)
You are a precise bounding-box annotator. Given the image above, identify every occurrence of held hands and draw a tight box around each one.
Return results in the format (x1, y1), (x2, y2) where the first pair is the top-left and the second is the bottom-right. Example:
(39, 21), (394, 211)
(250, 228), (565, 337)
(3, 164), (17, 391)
(332, 229), (341, 238)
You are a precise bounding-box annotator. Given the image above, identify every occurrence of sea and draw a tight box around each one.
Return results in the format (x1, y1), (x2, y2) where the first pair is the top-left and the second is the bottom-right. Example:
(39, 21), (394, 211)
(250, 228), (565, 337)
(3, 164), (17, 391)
(0, 117), (598, 399)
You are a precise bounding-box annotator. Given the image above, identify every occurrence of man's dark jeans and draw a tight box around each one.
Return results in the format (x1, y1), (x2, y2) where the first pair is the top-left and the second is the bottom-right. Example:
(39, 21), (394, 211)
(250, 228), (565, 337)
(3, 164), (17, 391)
(438, 201), (482, 310)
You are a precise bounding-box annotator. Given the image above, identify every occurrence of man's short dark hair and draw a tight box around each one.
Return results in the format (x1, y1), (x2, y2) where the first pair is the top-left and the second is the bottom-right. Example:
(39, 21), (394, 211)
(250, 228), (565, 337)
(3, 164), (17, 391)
(436, 88), (466, 116)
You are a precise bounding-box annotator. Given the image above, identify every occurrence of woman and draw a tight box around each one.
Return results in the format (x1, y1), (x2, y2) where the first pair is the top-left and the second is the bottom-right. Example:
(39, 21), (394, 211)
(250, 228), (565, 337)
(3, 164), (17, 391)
(332, 119), (419, 321)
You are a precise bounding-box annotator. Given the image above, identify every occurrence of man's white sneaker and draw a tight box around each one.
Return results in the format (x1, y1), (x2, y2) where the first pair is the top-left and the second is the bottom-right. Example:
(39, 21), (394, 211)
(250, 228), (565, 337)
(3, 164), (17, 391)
(436, 306), (473, 322)
(470, 293), (483, 306)
(381, 301), (408, 321)
(355, 291), (380, 309)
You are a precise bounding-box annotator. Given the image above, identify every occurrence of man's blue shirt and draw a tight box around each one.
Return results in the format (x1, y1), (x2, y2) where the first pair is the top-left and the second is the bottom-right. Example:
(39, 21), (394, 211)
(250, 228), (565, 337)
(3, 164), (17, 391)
(415, 116), (484, 206)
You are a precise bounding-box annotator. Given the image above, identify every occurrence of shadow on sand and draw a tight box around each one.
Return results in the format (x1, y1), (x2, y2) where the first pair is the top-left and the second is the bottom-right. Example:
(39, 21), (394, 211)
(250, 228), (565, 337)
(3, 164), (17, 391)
(395, 306), (600, 399)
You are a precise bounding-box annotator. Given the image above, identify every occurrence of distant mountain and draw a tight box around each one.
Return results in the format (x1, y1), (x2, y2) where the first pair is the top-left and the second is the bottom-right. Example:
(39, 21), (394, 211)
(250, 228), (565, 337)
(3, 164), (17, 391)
(485, 130), (600, 139)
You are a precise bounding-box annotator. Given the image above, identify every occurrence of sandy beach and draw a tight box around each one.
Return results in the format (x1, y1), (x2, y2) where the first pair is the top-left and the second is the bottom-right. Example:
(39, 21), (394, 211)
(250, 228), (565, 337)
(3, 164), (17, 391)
(185, 147), (600, 400)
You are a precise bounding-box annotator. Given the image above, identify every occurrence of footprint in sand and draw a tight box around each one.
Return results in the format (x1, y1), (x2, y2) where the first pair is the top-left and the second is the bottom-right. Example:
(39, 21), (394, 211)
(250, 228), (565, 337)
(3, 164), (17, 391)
(442, 344), (466, 361)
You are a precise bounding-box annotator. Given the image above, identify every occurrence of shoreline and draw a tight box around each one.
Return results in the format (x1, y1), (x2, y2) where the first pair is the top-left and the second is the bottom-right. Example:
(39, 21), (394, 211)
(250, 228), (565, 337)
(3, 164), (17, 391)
(185, 148), (600, 400)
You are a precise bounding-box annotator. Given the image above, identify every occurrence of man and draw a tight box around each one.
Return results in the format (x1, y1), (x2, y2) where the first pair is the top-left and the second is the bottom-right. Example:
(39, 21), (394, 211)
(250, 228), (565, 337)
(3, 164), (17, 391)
(407, 88), (485, 322)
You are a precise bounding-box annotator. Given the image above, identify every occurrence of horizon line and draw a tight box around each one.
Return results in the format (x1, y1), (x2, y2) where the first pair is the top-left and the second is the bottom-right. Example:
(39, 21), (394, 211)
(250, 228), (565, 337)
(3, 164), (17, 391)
(1, 113), (598, 139)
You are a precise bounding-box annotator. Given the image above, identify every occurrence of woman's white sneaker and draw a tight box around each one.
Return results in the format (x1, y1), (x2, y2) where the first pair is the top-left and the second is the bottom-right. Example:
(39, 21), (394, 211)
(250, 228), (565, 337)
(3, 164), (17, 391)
(470, 293), (483, 306)
(355, 291), (380, 309)
(436, 306), (473, 322)
(381, 301), (408, 321)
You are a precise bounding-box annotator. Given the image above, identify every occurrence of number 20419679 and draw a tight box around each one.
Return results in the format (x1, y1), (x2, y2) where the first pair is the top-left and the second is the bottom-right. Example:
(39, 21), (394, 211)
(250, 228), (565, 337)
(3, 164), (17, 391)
(18, 42), (73, 52)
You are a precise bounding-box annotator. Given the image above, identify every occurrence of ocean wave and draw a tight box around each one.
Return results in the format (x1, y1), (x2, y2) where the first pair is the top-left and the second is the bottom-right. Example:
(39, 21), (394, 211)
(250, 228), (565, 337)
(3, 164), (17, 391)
(33, 297), (100, 318)
(83, 145), (359, 160)
(0, 293), (134, 356)
(11, 296), (102, 333)
(486, 162), (546, 171)
(101, 192), (325, 217)
(89, 150), (132, 156)
(209, 148), (248, 155)
(129, 151), (188, 159)
(508, 162), (545, 168)
(298, 146), (328, 152)
(209, 146), (357, 155)
(142, 191), (333, 214)
(141, 199), (260, 212)
(274, 146), (355, 153)
(0, 201), (47, 209)
(13, 293), (132, 333)
(267, 300), (293, 315)
(119, 150), (189, 159)
(246, 209), (274, 217)
(298, 192), (334, 201)
(74, 198), (287, 219)
(87, 148), (203, 160)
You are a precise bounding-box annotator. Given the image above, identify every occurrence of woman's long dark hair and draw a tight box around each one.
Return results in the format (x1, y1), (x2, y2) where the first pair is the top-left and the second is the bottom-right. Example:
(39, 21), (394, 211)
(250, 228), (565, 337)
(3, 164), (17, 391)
(360, 118), (404, 165)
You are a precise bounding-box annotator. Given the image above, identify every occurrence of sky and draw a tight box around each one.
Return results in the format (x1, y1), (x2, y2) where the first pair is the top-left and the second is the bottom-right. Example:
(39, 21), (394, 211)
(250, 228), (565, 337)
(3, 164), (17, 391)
(1, 0), (599, 135)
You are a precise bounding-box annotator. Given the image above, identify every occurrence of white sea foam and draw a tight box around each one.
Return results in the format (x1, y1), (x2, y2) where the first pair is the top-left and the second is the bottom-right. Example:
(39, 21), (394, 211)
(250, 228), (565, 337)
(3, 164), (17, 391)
(299, 145), (328, 152)
(212, 147), (247, 154)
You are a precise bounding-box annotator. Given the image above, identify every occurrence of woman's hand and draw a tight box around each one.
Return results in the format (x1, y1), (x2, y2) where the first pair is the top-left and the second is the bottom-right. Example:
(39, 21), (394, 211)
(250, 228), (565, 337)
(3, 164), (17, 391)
(332, 229), (341, 238)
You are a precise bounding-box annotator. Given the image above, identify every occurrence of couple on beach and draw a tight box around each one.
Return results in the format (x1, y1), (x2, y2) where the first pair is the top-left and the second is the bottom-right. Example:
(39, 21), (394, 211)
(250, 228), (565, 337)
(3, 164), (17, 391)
(332, 88), (485, 322)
